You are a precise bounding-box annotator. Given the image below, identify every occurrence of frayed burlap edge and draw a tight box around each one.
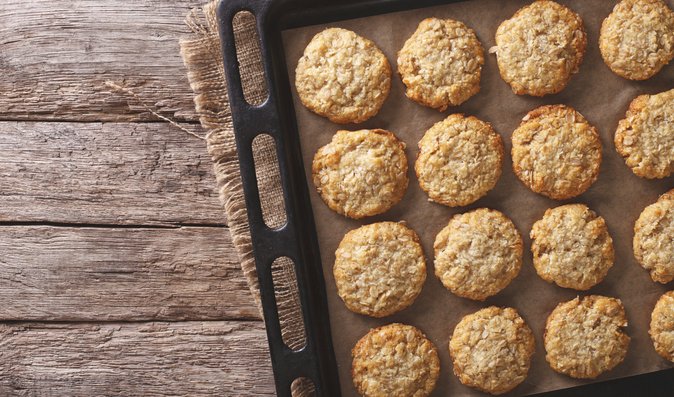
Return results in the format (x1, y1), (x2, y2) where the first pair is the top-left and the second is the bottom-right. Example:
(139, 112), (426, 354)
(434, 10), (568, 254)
(179, 2), (315, 395)
(180, 1), (261, 313)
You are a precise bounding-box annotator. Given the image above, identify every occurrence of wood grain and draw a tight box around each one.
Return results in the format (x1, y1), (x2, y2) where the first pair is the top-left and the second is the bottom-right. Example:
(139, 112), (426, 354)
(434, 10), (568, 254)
(0, 226), (259, 321)
(1, 0), (275, 392)
(0, 0), (201, 122)
(0, 321), (275, 396)
(0, 121), (224, 226)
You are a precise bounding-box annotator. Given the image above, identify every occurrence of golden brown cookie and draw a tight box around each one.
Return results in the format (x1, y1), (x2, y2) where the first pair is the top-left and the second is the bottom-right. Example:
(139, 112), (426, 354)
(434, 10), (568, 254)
(449, 307), (535, 395)
(397, 18), (484, 111)
(634, 193), (674, 283)
(334, 222), (426, 318)
(492, 0), (587, 96)
(295, 28), (391, 124)
(415, 114), (503, 207)
(544, 295), (630, 379)
(650, 290), (674, 362)
(615, 88), (674, 179)
(511, 105), (602, 200)
(434, 209), (522, 301)
(312, 129), (408, 219)
(600, 0), (674, 80)
(530, 204), (615, 290)
(352, 323), (440, 397)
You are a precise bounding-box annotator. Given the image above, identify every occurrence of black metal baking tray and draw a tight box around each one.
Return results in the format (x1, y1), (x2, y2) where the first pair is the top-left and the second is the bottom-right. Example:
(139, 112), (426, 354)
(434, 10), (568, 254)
(215, 0), (674, 396)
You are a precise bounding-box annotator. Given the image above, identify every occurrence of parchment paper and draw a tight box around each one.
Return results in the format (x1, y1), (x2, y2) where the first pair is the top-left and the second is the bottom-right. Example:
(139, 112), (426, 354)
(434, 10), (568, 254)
(281, 1), (674, 395)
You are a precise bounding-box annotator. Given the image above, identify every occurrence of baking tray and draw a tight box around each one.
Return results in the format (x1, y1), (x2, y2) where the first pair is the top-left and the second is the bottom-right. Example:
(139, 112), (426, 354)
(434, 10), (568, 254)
(216, 0), (674, 396)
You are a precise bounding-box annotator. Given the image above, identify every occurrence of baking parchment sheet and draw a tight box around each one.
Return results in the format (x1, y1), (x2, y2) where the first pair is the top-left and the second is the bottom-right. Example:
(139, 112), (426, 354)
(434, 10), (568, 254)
(281, 0), (674, 395)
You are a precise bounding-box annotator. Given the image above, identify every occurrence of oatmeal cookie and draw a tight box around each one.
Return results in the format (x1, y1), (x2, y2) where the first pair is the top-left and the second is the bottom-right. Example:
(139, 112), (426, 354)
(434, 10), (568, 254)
(650, 290), (674, 362)
(634, 193), (674, 283)
(511, 105), (602, 200)
(352, 323), (440, 397)
(434, 208), (523, 301)
(398, 18), (484, 111)
(615, 88), (674, 179)
(493, 0), (587, 96)
(312, 129), (408, 219)
(415, 114), (503, 207)
(295, 28), (391, 124)
(600, 0), (674, 80)
(334, 222), (426, 318)
(530, 204), (615, 290)
(544, 295), (630, 379)
(449, 307), (535, 395)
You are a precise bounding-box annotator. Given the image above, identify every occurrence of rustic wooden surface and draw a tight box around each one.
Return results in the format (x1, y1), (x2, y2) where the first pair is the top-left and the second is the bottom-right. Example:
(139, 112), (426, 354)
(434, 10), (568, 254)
(0, 122), (223, 225)
(0, 0), (201, 122)
(0, 322), (274, 396)
(0, 0), (274, 395)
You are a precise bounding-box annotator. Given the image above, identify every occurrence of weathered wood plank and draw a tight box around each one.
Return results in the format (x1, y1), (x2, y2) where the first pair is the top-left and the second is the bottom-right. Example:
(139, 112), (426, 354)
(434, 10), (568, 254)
(0, 321), (275, 396)
(0, 0), (202, 122)
(0, 121), (224, 225)
(0, 226), (259, 321)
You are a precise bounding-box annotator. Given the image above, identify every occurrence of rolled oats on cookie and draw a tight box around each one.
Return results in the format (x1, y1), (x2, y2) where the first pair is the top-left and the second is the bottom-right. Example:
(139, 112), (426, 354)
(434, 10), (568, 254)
(650, 291), (674, 362)
(615, 88), (674, 179)
(434, 208), (522, 301)
(415, 114), (503, 208)
(511, 105), (602, 200)
(450, 307), (535, 395)
(398, 18), (484, 110)
(600, 0), (674, 80)
(544, 295), (630, 379)
(531, 204), (615, 290)
(634, 192), (674, 283)
(296, 28), (391, 123)
(312, 129), (408, 219)
(352, 323), (440, 397)
(493, 0), (587, 96)
(334, 222), (426, 318)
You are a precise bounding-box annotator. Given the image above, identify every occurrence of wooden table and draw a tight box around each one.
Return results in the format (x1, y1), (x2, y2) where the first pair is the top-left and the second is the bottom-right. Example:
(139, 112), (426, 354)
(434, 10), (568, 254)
(0, 1), (274, 394)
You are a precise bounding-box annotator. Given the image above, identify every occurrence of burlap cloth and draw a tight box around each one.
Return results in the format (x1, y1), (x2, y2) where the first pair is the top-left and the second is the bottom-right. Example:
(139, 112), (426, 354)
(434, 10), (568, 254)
(179, 2), (314, 395)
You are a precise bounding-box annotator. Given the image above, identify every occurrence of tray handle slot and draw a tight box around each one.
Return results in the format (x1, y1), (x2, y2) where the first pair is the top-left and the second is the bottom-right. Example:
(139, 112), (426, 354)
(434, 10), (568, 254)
(252, 134), (288, 229)
(271, 256), (307, 351)
(232, 11), (269, 106)
(291, 378), (317, 396)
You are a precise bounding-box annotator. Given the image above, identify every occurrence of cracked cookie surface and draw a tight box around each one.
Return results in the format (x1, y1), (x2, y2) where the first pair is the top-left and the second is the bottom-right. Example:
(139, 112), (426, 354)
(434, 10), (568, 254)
(334, 222), (426, 318)
(634, 191), (674, 283)
(434, 208), (522, 301)
(511, 105), (602, 200)
(531, 204), (615, 290)
(450, 307), (535, 395)
(398, 18), (484, 110)
(600, 0), (674, 80)
(545, 295), (630, 379)
(415, 114), (503, 207)
(296, 28), (391, 123)
(493, 0), (586, 96)
(650, 290), (674, 362)
(352, 323), (440, 397)
(615, 88), (674, 179)
(312, 129), (408, 219)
